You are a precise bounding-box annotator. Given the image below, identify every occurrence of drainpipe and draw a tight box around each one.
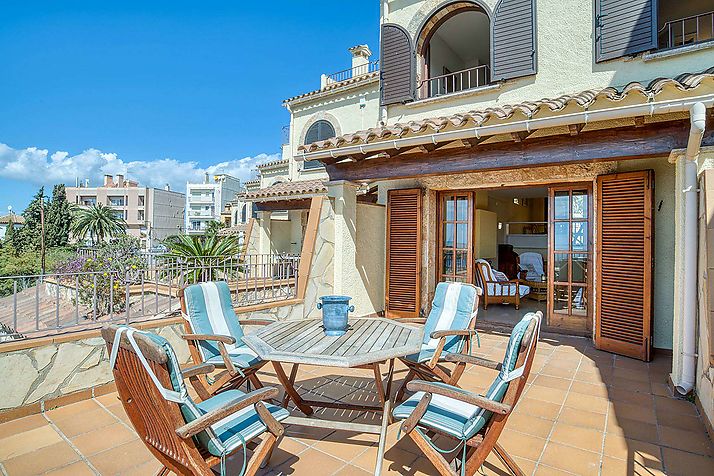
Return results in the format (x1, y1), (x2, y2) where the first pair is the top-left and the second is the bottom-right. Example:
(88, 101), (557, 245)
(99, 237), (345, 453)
(675, 102), (707, 395)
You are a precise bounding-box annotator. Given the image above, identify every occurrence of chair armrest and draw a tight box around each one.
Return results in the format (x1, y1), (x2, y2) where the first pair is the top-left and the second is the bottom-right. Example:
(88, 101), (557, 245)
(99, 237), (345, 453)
(182, 363), (216, 379)
(395, 318), (427, 325)
(176, 387), (280, 439)
(406, 380), (511, 415)
(429, 329), (478, 339)
(238, 319), (275, 326)
(445, 353), (502, 371)
(182, 333), (236, 345)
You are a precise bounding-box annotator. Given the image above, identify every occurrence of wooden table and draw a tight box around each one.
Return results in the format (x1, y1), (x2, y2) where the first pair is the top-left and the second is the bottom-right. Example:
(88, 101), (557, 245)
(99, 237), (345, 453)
(520, 279), (548, 302)
(243, 317), (423, 475)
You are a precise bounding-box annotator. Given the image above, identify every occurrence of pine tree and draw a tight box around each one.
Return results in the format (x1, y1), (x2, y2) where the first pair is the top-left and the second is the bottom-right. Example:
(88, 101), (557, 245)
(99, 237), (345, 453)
(46, 184), (72, 248)
(13, 187), (45, 253)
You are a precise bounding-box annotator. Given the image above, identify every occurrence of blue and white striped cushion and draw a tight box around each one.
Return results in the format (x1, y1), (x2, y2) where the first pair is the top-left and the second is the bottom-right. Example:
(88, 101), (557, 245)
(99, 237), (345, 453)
(183, 281), (248, 361)
(422, 282), (478, 353)
(487, 282), (530, 297)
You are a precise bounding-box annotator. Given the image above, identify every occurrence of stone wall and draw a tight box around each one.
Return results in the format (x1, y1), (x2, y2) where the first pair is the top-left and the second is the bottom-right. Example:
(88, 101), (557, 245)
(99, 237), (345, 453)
(0, 321), (189, 413)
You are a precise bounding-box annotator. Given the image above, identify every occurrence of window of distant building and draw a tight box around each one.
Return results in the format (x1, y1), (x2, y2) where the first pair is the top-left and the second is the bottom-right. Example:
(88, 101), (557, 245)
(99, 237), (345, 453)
(303, 120), (335, 170)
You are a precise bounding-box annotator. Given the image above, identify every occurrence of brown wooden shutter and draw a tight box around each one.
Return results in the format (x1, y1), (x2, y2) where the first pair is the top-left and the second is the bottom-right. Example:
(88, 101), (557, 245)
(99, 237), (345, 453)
(596, 170), (654, 361)
(491, 0), (537, 81)
(386, 189), (422, 318)
(595, 0), (657, 62)
(380, 23), (415, 106)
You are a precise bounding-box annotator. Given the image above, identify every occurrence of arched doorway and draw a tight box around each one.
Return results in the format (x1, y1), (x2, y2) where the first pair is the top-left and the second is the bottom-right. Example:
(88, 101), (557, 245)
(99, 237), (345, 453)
(416, 2), (491, 99)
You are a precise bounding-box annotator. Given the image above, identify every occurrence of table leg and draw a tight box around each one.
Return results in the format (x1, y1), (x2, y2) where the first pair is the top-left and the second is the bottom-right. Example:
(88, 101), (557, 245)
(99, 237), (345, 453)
(272, 361), (313, 416)
(281, 364), (299, 408)
(372, 363), (386, 408)
(375, 398), (391, 476)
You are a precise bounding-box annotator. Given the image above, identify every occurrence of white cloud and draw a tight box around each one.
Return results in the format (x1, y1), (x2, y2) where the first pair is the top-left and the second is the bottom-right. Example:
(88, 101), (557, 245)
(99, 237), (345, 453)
(0, 142), (276, 192)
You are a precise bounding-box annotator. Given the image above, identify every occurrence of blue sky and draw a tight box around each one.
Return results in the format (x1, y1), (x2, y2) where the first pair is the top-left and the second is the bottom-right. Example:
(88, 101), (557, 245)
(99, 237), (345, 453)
(0, 1), (379, 212)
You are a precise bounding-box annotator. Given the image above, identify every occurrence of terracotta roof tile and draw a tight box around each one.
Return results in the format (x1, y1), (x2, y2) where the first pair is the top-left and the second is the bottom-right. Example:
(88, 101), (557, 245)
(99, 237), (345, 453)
(283, 71), (379, 104)
(298, 68), (714, 153)
(243, 179), (327, 201)
(0, 214), (24, 225)
(217, 224), (247, 236)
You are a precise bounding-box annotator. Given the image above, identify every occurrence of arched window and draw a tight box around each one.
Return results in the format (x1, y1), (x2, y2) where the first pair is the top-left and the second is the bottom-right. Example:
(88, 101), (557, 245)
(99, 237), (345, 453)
(303, 120), (335, 170)
(240, 204), (247, 223)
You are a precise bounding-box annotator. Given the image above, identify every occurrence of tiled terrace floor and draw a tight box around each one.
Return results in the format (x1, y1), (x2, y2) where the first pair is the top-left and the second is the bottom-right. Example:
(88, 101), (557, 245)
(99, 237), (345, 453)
(1, 329), (713, 475)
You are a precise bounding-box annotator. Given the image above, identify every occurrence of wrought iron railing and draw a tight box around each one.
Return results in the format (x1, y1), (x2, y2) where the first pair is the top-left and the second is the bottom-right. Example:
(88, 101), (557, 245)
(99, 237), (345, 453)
(325, 60), (380, 84)
(0, 253), (300, 341)
(418, 65), (490, 100)
(658, 11), (714, 50)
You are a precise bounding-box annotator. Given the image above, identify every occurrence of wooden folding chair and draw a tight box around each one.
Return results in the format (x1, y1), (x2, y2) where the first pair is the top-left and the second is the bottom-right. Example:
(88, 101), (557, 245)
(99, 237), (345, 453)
(392, 312), (542, 476)
(101, 324), (287, 476)
(178, 281), (274, 400)
(395, 282), (481, 402)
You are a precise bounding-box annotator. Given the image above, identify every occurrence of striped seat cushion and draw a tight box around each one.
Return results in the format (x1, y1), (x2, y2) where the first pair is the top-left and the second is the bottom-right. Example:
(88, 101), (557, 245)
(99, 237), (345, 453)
(183, 281), (262, 368)
(394, 314), (535, 439)
(206, 345), (262, 369)
(486, 282), (530, 297)
(142, 331), (286, 458)
(411, 282), (478, 360)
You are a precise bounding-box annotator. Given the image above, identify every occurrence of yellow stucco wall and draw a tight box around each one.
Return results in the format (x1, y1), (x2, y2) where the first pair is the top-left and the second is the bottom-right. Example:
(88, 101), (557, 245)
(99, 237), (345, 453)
(355, 203), (387, 315)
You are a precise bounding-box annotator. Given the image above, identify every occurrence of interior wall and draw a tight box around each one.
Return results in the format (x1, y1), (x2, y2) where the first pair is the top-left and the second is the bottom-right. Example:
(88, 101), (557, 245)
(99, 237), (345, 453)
(355, 203), (386, 315)
(270, 220), (292, 253)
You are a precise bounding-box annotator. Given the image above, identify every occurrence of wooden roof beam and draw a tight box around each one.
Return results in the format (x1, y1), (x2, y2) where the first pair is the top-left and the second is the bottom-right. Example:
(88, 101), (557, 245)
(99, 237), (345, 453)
(459, 137), (487, 148)
(568, 123), (585, 136)
(511, 130), (534, 142)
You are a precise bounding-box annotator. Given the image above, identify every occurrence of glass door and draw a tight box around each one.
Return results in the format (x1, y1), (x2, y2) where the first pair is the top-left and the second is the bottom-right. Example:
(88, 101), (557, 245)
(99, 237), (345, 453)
(548, 185), (592, 333)
(438, 192), (473, 283)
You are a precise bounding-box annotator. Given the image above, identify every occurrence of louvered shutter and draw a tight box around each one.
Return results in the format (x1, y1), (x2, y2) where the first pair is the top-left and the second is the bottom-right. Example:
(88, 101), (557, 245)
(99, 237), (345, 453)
(386, 189), (422, 318)
(595, 0), (657, 62)
(595, 171), (654, 361)
(492, 0), (537, 81)
(380, 24), (415, 106)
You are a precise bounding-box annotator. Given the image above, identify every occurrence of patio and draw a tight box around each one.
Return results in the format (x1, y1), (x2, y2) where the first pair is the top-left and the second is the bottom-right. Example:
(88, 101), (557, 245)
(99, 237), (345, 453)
(1, 328), (712, 476)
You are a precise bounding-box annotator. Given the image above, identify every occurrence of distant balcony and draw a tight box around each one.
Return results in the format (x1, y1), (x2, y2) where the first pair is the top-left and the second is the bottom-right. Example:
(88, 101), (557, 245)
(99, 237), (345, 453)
(417, 65), (491, 100)
(658, 10), (714, 50)
(189, 195), (214, 203)
(323, 60), (379, 86)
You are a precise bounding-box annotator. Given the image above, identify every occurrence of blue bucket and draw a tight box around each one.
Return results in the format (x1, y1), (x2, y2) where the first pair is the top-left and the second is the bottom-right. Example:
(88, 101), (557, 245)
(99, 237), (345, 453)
(317, 295), (354, 336)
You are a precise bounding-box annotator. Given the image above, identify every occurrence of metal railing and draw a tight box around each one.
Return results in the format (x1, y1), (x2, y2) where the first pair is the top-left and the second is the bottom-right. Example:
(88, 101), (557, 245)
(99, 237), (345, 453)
(658, 11), (714, 50)
(418, 65), (490, 100)
(0, 253), (300, 341)
(325, 60), (380, 84)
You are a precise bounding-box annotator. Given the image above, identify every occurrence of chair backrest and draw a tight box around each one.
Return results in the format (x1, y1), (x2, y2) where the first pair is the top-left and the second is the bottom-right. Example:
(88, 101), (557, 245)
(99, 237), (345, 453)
(463, 312), (541, 439)
(424, 282), (480, 353)
(179, 281), (244, 360)
(474, 259), (496, 288)
(519, 252), (544, 280)
(101, 325), (212, 475)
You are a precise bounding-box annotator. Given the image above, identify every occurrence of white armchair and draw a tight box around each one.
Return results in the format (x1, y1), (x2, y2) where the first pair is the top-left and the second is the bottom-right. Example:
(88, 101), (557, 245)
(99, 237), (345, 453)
(475, 259), (530, 310)
(519, 252), (545, 281)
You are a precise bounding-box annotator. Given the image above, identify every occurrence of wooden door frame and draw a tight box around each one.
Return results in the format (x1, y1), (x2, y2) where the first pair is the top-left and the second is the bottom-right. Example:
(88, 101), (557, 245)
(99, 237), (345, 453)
(547, 183), (595, 335)
(436, 191), (474, 285)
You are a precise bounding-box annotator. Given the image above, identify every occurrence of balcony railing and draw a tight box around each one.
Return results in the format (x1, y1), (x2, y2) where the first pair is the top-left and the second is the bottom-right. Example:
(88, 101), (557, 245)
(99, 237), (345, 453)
(658, 11), (714, 50)
(325, 60), (380, 85)
(418, 64), (490, 100)
(0, 254), (300, 341)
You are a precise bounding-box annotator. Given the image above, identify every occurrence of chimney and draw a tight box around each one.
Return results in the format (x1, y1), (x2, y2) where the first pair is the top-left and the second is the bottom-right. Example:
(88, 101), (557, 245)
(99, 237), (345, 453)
(116, 174), (124, 187)
(164, 183), (170, 191)
(204, 172), (210, 184)
(85, 178), (90, 187)
(349, 44), (372, 76)
(103, 175), (113, 187)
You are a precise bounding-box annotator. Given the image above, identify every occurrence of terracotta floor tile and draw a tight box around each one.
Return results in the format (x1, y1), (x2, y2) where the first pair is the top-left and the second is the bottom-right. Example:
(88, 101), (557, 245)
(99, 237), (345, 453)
(506, 412), (555, 439)
(275, 448), (354, 475)
(601, 454), (666, 475)
(2, 441), (80, 475)
(540, 364), (576, 379)
(661, 447), (714, 476)
(654, 395), (700, 417)
(352, 445), (417, 473)
(608, 400), (657, 424)
(651, 382), (672, 398)
(44, 461), (96, 476)
(606, 417), (659, 444)
(265, 437), (309, 467)
(564, 392), (609, 414)
(50, 407), (118, 438)
(549, 421), (604, 453)
(557, 407), (607, 431)
(332, 464), (371, 475)
(603, 433), (664, 464)
(70, 421), (137, 456)
(658, 425), (714, 456)
(612, 367), (651, 384)
(608, 387), (655, 406)
(533, 463), (575, 476)
(313, 433), (375, 463)
(532, 374), (572, 391)
(478, 452), (536, 476)
(499, 429), (548, 461)
(93, 393), (122, 408)
(516, 397), (562, 421)
(539, 441), (600, 476)
(45, 399), (102, 421)
(0, 424), (63, 460)
(610, 377), (652, 394)
(656, 411), (707, 433)
(0, 413), (48, 439)
(569, 380), (609, 398)
(88, 439), (155, 475)
(525, 385), (568, 405)
(120, 459), (164, 476)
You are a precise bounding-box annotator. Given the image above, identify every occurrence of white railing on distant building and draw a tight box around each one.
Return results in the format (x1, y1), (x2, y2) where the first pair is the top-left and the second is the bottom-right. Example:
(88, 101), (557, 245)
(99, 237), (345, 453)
(324, 60), (380, 86)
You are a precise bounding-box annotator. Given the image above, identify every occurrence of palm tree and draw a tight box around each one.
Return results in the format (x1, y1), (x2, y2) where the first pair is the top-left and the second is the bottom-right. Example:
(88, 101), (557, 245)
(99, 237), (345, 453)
(162, 234), (242, 283)
(71, 204), (126, 245)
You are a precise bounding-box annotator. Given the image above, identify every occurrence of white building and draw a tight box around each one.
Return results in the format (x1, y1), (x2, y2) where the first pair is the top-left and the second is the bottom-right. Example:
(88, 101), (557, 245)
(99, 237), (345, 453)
(185, 173), (241, 234)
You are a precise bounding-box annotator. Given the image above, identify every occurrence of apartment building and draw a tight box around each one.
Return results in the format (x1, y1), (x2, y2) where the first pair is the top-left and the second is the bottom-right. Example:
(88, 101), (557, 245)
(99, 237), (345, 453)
(184, 173), (241, 234)
(66, 174), (185, 249)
